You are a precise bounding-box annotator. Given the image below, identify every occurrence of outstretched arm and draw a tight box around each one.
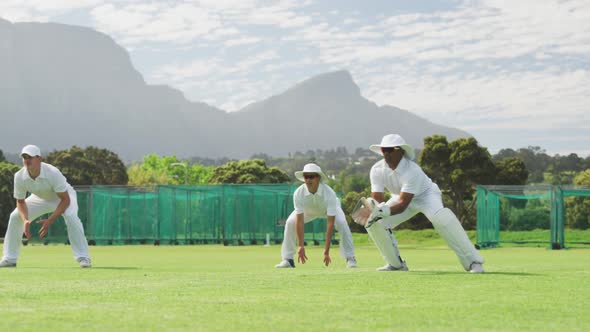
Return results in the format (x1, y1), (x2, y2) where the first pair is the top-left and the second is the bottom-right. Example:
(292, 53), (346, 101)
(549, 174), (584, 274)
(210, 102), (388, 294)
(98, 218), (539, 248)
(17, 199), (33, 239)
(323, 216), (335, 266)
(388, 192), (414, 215)
(296, 213), (307, 264)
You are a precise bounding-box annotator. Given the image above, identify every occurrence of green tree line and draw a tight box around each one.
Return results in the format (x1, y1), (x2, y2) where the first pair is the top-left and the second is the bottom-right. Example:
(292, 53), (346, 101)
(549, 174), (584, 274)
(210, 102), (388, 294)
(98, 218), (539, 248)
(1, 136), (589, 235)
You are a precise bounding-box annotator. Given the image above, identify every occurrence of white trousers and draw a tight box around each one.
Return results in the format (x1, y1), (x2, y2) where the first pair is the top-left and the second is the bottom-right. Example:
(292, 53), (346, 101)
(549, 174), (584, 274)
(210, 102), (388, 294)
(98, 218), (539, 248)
(2, 190), (90, 263)
(378, 188), (483, 269)
(379, 188), (444, 229)
(280, 207), (355, 260)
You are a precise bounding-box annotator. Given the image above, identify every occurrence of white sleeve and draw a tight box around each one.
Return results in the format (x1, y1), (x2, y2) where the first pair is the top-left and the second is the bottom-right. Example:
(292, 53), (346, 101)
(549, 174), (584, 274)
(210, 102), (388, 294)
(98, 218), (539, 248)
(370, 166), (384, 193)
(325, 188), (340, 217)
(13, 173), (27, 200)
(51, 169), (68, 193)
(293, 187), (304, 214)
(400, 173), (421, 194)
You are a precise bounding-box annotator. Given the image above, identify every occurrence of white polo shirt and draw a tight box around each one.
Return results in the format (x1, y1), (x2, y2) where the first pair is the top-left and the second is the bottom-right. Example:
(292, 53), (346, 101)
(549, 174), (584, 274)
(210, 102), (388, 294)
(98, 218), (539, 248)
(14, 162), (73, 201)
(293, 182), (340, 217)
(370, 157), (436, 198)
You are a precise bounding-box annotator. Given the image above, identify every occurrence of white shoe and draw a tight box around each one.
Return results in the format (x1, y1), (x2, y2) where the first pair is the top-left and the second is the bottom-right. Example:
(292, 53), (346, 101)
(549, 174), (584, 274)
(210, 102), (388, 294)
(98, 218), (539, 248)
(376, 262), (409, 271)
(275, 259), (295, 268)
(346, 257), (358, 268)
(0, 259), (16, 268)
(78, 257), (92, 268)
(469, 262), (484, 273)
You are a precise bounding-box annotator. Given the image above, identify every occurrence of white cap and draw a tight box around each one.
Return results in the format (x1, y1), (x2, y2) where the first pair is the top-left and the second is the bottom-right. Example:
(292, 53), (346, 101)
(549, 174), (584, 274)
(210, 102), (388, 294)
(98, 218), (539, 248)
(369, 134), (415, 160)
(294, 163), (329, 183)
(20, 144), (41, 157)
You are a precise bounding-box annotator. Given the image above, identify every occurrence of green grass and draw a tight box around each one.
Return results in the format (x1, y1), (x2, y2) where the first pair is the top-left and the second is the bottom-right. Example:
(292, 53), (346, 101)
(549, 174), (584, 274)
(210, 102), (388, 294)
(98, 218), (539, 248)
(1, 238), (589, 331)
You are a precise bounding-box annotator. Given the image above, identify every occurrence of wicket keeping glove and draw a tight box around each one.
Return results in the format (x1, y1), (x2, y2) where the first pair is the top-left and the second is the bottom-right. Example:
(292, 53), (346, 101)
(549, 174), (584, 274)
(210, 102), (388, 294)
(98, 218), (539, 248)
(367, 202), (390, 228)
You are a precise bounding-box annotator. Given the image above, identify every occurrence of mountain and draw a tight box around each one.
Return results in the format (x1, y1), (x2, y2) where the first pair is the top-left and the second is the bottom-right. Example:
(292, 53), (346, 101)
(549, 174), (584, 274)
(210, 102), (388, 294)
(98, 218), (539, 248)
(0, 18), (470, 161)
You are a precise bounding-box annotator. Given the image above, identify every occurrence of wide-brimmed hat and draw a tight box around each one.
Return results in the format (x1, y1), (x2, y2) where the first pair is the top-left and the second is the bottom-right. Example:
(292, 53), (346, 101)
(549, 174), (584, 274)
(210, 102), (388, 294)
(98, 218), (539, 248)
(294, 163), (329, 183)
(369, 134), (415, 159)
(20, 144), (41, 157)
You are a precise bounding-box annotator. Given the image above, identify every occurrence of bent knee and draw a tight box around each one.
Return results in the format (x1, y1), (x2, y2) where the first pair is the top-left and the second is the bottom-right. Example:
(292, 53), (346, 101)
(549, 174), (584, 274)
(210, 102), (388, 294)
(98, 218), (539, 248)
(9, 210), (21, 221)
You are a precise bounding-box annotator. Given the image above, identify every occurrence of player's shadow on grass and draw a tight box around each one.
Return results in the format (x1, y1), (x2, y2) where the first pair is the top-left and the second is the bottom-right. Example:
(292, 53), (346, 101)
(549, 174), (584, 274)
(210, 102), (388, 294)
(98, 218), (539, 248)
(86, 267), (140, 270)
(413, 271), (539, 276)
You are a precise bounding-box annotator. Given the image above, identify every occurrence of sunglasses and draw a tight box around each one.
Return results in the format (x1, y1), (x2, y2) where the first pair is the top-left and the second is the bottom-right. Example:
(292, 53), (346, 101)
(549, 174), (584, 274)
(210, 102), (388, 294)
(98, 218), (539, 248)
(381, 147), (402, 153)
(303, 174), (318, 180)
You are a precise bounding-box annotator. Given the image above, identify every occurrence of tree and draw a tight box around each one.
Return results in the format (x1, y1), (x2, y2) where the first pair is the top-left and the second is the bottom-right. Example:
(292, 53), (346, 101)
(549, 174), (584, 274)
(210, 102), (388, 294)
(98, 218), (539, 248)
(574, 169), (590, 186)
(0, 149), (5, 163)
(45, 146), (128, 185)
(210, 159), (289, 184)
(332, 161), (373, 194)
(492, 148), (517, 161)
(341, 191), (367, 234)
(516, 146), (551, 183)
(127, 154), (214, 185)
(0, 161), (21, 235)
(419, 136), (495, 228)
(495, 157), (529, 185)
(565, 169), (590, 229)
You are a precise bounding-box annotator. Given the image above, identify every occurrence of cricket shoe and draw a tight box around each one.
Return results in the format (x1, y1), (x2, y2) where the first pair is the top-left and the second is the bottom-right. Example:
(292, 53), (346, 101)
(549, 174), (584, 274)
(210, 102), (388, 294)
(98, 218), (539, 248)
(275, 259), (295, 268)
(376, 262), (409, 272)
(78, 257), (92, 268)
(0, 259), (16, 268)
(469, 262), (484, 273)
(346, 257), (358, 268)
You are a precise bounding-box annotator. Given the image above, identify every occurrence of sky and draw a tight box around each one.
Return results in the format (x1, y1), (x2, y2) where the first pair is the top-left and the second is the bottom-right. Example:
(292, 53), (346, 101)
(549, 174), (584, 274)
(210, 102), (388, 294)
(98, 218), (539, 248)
(2, 0), (589, 157)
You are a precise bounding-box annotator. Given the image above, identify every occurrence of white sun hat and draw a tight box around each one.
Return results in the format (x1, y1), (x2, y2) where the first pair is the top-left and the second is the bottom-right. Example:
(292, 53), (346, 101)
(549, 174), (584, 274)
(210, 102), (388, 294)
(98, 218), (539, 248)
(20, 144), (42, 157)
(294, 163), (329, 183)
(369, 134), (415, 160)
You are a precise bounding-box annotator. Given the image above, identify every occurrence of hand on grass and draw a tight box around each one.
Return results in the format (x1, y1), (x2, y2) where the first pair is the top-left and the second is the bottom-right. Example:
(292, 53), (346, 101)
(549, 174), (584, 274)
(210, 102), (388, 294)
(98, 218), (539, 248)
(323, 253), (331, 267)
(297, 246), (307, 264)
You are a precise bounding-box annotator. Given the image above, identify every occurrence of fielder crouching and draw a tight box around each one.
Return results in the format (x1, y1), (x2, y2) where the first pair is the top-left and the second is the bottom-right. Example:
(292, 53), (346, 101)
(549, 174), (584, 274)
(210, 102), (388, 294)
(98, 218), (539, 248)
(363, 134), (484, 273)
(275, 163), (357, 269)
(0, 145), (92, 268)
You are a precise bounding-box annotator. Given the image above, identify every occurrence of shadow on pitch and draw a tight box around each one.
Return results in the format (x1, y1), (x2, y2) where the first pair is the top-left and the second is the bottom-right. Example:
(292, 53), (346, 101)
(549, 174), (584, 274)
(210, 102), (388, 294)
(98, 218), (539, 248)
(412, 271), (540, 276)
(86, 267), (140, 270)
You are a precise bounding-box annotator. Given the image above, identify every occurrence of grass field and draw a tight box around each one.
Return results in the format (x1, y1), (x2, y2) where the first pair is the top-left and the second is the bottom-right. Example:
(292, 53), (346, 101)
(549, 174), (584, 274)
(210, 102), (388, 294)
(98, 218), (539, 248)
(1, 234), (589, 332)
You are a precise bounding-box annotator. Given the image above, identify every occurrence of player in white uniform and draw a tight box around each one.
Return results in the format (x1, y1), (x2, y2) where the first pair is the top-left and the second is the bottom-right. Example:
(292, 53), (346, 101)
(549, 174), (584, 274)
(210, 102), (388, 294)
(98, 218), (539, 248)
(275, 163), (357, 268)
(0, 145), (91, 268)
(365, 134), (484, 273)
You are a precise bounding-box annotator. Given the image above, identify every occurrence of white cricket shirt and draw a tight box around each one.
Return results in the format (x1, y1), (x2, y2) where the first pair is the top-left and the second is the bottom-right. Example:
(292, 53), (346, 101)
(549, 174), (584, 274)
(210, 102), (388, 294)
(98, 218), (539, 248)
(293, 182), (340, 217)
(370, 158), (435, 197)
(14, 162), (73, 201)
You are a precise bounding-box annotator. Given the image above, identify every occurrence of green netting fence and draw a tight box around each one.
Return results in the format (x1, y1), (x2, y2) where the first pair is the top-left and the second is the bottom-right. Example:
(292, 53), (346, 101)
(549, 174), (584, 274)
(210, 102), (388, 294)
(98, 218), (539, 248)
(477, 185), (590, 249)
(29, 184), (338, 246)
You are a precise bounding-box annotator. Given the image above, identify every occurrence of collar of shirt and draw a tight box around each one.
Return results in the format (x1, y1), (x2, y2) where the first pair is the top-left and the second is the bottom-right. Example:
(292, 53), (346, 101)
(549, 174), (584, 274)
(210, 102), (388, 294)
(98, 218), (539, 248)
(21, 163), (48, 181)
(393, 157), (410, 174)
(303, 183), (325, 197)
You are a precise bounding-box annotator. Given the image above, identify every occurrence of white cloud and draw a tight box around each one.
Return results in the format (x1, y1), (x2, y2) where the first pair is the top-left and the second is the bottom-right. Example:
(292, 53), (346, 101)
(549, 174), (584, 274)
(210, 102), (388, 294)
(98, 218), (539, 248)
(3, 0), (590, 155)
(90, 2), (223, 45)
(0, 0), (101, 21)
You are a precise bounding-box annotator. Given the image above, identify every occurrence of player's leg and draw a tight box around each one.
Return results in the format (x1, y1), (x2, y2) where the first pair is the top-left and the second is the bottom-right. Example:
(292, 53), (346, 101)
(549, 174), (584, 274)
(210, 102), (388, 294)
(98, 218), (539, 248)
(366, 221), (407, 271)
(366, 197), (418, 271)
(62, 189), (91, 268)
(420, 190), (484, 272)
(276, 211), (297, 268)
(1, 195), (55, 266)
(429, 208), (484, 272)
(333, 207), (356, 267)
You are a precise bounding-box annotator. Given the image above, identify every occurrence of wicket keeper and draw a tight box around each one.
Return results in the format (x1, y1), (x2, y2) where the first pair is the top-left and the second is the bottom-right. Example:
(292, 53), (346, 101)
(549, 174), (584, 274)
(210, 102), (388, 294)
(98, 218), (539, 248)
(365, 134), (484, 273)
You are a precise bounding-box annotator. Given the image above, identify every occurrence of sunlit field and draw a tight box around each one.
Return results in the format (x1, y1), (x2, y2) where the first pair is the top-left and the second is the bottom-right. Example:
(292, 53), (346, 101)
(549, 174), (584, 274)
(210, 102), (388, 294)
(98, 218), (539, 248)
(1, 235), (589, 332)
